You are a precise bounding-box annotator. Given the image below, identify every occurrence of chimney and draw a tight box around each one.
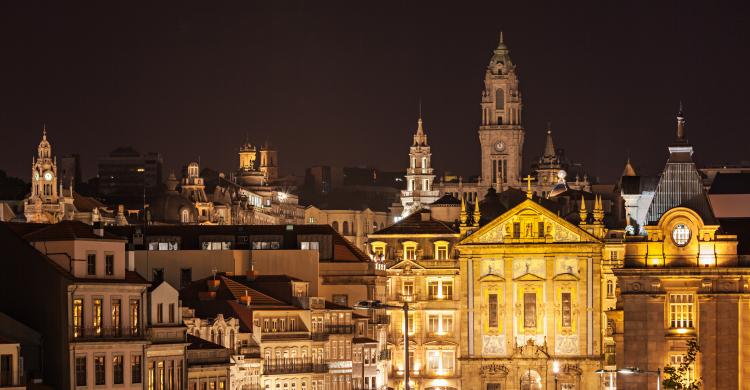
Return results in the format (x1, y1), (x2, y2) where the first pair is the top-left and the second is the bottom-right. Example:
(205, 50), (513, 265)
(239, 290), (252, 307)
(93, 221), (104, 237)
(420, 210), (431, 222)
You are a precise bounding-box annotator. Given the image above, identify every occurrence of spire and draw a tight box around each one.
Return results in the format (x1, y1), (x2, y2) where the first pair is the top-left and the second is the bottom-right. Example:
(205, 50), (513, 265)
(676, 101), (686, 143)
(42, 124), (47, 140)
(593, 195), (604, 223)
(497, 31), (507, 50)
(472, 200), (481, 227)
(459, 196), (468, 226)
(413, 117), (428, 146)
(622, 156), (637, 177)
(579, 194), (588, 223)
(543, 122), (556, 157)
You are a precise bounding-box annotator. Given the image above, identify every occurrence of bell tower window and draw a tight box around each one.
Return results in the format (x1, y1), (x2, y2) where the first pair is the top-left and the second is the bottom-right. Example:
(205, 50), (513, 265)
(495, 89), (505, 110)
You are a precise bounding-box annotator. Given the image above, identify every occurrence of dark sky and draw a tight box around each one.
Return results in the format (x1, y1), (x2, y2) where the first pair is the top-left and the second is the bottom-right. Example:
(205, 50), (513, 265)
(2, 1), (749, 183)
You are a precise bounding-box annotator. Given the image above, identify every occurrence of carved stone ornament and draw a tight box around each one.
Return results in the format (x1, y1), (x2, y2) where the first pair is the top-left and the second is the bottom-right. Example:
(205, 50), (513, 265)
(480, 362), (509, 377)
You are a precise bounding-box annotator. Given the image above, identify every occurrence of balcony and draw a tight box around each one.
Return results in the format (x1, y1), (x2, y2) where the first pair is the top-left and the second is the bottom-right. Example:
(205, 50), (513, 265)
(263, 359), (315, 375)
(261, 331), (309, 342)
(70, 326), (146, 341)
(325, 324), (354, 334)
(427, 294), (453, 301)
(399, 294), (416, 303)
(378, 349), (392, 361)
(369, 315), (390, 325)
(311, 332), (329, 341)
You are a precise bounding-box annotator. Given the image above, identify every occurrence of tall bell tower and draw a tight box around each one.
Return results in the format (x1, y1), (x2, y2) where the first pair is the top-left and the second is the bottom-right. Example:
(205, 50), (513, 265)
(479, 32), (524, 189)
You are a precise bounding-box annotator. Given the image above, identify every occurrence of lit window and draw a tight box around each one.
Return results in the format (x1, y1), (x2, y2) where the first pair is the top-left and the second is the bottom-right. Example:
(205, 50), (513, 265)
(427, 313), (453, 335)
(402, 242), (417, 260)
(426, 350), (454, 374)
(670, 354), (696, 383)
(524, 292), (537, 329)
(300, 241), (320, 251)
(606, 280), (615, 298)
(672, 224), (691, 246)
(202, 241), (232, 250)
(252, 241), (280, 250)
(669, 294), (694, 329)
(561, 292), (572, 328)
(427, 279), (453, 300)
(434, 241), (450, 260)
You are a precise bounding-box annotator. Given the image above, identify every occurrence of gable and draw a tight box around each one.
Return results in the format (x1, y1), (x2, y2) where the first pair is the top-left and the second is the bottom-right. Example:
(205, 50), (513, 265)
(387, 259), (426, 271)
(460, 199), (599, 245)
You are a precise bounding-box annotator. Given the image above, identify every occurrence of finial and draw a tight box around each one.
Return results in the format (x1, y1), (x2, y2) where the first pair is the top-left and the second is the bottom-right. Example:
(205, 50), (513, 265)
(546, 122), (552, 135)
(579, 194), (588, 223)
(676, 101), (686, 142)
(42, 124), (47, 139)
(459, 196), (467, 226)
(500, 31), (504, 44)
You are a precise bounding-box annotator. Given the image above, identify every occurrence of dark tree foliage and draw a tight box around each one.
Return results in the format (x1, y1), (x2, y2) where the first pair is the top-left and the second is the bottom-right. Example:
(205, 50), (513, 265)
(0, 170), (29, 200)
(662, 338), (701, 390)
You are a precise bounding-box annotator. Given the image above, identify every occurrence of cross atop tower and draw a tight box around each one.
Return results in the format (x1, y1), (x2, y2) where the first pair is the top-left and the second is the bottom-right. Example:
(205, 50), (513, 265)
(524, 175), (534, 199)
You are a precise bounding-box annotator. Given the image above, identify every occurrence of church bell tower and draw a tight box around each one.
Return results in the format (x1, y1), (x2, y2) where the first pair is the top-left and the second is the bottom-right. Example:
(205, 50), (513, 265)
(479, 32), (525, 189)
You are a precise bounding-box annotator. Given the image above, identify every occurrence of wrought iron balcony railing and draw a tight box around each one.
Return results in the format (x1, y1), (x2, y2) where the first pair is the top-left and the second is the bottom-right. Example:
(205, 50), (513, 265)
(71, 326), (145, 341)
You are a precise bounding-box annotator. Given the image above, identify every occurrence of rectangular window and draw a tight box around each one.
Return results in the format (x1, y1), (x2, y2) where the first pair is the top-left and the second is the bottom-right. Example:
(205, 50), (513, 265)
(402, 281), (414, 297)
(561, 292), (572, 328)
(436, 245), (448, 260)
(180, 268), (192, 288)
(73, 298), (83, 338)
(75, 356), (87, 387)
(669, 294), (694, 328)
(105, 254), (115, 275)
(87, 253), (96, 275)
(427, 315), (439, 334)
(201, 241), (232, 250)
(130, 299), (140, 335)
(513, 222), (521, 238)
(113, 355), (124, 384)
(300, 241), (320, 250)
(0, 355), (11, 387)
(157, 303), (164, 323)
(502, 160), (508, 183)
(111, 299), (121, 335)
(332, 294), (348, 307)
(488, 293), (498, 328)
(131, 355), (142, 384)
(404, 246), (416, 260)
(251, 241), (280, 250)
(538, 221), (545, 238)
(523, 292), (537, 329)
(427, 350), (440, 370)
(441, 281), (453, 299)
(169, 303), (175, 323)
(610, 250), (618, 260)
(92, 298), (103, 336)
(670, 354), (695, 383)
(94, 355), (105, 385)
(428, 281), (439, 298)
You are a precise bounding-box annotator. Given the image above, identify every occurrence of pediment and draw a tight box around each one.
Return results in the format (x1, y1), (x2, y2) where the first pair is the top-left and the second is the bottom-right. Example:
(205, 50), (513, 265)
(513, 273), (545, 282)
(552, 272), (580, 281)
(460, 199), (599, 245)
(479, 274), (506, 282)
(424, 339), (459, 346)
(388, 259), (426, 271)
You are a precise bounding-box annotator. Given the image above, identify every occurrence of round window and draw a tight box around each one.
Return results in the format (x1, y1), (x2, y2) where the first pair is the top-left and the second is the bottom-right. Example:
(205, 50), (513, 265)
(672, 223), (691, 246)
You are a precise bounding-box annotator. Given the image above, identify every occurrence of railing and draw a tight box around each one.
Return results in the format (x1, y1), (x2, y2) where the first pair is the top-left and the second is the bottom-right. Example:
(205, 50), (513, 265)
(378, 349), (391, 361)
(325, 324), (354, 334)
(311, 332), (329, 341)
(71, 326), (146, 341)
(399, 294), (416, 302)
(369, 315), (390, 325)
(263, 359), (315, 375)
(261, 331), (309, 341)
(312, 363), (328, 373)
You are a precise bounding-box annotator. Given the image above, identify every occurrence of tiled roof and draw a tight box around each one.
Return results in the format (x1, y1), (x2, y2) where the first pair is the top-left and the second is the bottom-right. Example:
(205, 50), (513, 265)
(431, 194), (461, 206)
(24, 220), (125, 242)
(186, 333), (226, 350)
(371, 210), (458, 236)
(709, 172), (750, 194)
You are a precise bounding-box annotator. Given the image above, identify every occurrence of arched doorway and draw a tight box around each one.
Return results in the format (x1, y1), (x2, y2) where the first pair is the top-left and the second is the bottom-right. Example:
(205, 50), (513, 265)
(519, 369), (542, 390)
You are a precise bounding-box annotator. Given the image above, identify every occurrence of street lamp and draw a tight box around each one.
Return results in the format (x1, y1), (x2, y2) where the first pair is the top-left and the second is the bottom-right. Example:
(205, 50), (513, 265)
(355, 300), (410, 390)
(552, 360), (560, 390)
(594, 369), (617, 390)
(601, 367), (661, 390)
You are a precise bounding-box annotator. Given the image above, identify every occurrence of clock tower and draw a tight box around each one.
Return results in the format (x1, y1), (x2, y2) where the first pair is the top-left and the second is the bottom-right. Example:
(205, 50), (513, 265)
(25, 127), (65, 223)
(479, 33), (524, 189)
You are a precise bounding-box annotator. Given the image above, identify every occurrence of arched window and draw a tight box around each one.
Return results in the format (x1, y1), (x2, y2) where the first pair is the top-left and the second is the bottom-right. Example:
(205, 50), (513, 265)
(606, 280), (615, 298)
(217, 330), (223, 346)
(421, 157), (427, 169)
(495, 88), (505, 110)
(181, 209), (190, 223)
(229, 329), (235, 352)
(210, 329), (215, 343)
(331, 221), (339, 232)
(342, 221), (349, 235)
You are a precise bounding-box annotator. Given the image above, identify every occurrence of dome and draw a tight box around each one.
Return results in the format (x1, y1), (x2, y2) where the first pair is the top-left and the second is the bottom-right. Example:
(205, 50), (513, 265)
(149, 191), (198, 224)
(548, 182), (568, 198)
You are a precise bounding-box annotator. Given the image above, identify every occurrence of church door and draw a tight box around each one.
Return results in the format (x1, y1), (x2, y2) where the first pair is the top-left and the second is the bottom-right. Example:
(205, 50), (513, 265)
(519, 369), (542, 390)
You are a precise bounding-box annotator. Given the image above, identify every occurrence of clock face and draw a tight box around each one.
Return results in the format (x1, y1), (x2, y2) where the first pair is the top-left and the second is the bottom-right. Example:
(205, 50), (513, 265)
(43, 171), (53, 181)
(494, 141), (506, 152)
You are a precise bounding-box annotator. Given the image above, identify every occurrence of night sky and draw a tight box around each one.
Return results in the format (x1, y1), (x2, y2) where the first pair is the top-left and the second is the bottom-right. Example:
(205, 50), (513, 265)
(1, 1), (749, 184)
